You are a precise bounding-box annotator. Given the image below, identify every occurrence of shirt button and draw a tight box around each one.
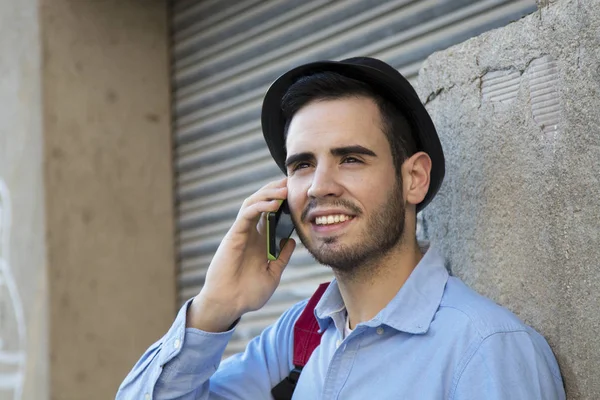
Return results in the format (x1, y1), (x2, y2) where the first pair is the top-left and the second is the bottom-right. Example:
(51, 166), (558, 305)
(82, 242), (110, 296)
(145, 394), (151, 400)
(174, 339), (181, 349)
(376, 327), (385, 335)
(336, 339), (342, 348)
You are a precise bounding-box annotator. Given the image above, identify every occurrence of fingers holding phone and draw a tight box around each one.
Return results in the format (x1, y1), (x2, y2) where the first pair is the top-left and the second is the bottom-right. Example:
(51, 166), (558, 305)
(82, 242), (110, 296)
(188, 178), (296, 332)
(266, 200), (295, 261)
(268, 236), (296, 279)
(234, 179), (288, 234)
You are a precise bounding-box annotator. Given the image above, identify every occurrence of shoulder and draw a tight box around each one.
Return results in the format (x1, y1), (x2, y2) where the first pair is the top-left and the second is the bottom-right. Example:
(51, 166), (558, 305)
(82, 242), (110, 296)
(254, 298), (309, 339)
(434, 276), (560, 371)
(221, 298), (310, 376)
(228, 298), (309, 357)
(437, 277), (564, 396)
(279, 298), (310, 328)
(438, 276), (529, 338)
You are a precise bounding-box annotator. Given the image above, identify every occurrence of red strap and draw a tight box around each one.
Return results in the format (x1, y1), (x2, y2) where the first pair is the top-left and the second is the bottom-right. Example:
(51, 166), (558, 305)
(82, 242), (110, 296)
(293, 282), (330, 368)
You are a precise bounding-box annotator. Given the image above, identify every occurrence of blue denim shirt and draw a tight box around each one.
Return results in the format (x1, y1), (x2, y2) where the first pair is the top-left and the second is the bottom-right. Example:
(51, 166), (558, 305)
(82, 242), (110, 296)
(117, 248), (565, 399)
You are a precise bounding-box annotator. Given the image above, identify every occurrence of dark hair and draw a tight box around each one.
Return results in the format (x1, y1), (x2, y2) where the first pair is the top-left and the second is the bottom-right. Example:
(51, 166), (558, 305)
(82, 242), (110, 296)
(281, 71), (417, 175)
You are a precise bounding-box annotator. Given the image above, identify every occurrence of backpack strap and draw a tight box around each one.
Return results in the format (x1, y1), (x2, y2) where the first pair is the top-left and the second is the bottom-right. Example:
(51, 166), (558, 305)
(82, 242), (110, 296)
(293, 282), (329, 367)
(271, 282), (330, 400)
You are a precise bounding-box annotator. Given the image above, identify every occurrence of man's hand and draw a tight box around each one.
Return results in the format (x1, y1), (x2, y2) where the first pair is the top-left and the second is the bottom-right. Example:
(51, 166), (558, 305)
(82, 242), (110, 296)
(187, 178), (296, 332)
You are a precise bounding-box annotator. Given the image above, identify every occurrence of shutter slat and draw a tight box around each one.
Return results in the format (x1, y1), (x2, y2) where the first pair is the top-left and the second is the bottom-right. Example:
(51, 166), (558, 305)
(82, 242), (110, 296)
(178, 176), (276, 215)
(175, 0), (331, 66)
(175, 0), (413, 90)
(174, 0), (433, 109)
(174, 0), (264, 41)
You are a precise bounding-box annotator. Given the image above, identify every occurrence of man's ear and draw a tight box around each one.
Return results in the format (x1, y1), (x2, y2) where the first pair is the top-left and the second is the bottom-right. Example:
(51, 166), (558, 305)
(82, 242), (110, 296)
(402, 152), (432, 206)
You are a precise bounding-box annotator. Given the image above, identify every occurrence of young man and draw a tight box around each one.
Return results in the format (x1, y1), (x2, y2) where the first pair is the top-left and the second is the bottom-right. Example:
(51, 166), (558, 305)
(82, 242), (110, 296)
(117, 58), (565, 399)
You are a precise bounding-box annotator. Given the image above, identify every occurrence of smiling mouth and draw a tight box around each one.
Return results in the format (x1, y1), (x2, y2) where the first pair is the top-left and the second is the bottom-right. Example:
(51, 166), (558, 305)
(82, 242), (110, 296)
(314, 214), (354, 226)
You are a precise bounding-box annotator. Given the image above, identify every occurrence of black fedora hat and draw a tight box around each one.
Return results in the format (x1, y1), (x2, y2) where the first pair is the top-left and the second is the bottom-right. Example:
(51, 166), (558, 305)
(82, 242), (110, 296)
(261, 57), (445, 212)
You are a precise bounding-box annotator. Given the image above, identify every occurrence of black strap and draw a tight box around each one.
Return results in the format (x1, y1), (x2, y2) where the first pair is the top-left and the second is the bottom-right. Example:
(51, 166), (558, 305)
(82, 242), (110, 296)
(271, 367), (302, 400)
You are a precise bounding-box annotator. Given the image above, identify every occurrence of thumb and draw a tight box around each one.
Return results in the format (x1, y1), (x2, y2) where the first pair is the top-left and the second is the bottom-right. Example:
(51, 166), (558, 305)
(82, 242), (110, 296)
(269, 238), (296, 277)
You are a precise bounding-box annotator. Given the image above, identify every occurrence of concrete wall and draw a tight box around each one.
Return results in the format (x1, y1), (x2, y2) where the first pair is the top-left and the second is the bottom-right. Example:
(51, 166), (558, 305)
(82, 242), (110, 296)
(0, 0), (48, 399)
(40, 1), (176, 399)
(2, 0), (174, 399)
(417, 0), (600, 398)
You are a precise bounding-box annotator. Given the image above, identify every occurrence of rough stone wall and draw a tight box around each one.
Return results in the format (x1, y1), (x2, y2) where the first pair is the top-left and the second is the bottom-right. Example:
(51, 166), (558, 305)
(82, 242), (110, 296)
(0, 1), (48, 399)
(417, 0), (600, 398)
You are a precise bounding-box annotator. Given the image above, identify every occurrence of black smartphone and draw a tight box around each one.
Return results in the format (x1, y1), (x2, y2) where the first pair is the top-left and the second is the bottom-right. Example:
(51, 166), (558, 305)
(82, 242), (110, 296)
(266, 200), (295, 261)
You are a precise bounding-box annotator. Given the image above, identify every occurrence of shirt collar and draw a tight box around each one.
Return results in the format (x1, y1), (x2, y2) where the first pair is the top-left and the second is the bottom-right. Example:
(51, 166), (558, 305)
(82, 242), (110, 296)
(314, 246), (449, 335)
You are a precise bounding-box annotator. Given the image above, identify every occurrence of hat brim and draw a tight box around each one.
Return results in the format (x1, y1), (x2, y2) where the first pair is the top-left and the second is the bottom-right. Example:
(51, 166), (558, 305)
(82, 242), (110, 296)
(261, 60), (445, 212)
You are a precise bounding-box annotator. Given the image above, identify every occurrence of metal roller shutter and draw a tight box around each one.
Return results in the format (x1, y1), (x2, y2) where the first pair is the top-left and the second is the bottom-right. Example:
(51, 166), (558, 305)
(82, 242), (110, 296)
(171, 0), (536, 357)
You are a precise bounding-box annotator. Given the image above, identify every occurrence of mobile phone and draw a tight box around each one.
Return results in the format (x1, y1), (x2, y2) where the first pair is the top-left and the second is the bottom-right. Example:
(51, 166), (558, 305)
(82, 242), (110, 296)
(266, 200), (295, 261)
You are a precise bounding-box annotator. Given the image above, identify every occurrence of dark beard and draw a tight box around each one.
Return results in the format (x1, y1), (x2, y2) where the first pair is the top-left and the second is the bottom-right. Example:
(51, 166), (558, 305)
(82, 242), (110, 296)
(294, 179), (405, 275)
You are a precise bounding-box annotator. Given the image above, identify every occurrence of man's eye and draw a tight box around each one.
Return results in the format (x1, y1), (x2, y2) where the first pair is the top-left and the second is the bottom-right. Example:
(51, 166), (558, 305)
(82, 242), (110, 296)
(292, 162), (311, 171)
(342, 156), (361, 164)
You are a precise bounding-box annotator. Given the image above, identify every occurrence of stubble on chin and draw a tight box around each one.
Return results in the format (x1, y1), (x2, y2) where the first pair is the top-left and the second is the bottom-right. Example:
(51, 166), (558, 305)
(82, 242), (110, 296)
(303, 208), (404, 282)
(305, 236), (382, 283)
(294, 180), (405, 282)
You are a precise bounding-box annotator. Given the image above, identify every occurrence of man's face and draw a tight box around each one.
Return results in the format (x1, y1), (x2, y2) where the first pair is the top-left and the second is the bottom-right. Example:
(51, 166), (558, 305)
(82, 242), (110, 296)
(285, 96), (406, 272)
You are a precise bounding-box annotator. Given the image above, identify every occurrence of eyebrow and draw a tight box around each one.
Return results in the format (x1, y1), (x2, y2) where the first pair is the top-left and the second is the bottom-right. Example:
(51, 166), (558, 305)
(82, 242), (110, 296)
(285, 152), (314, 168)
(330, 145), (377, 158)
(284, 145), (377, 168)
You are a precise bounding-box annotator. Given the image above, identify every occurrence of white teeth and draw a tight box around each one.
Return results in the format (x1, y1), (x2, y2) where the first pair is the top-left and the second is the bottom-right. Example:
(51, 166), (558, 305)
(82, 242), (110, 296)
(315, 214), (352, 225)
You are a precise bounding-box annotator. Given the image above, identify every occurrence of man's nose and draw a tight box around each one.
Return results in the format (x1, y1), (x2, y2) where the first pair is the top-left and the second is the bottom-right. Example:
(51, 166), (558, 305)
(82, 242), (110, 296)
(307, 165), (343, 198)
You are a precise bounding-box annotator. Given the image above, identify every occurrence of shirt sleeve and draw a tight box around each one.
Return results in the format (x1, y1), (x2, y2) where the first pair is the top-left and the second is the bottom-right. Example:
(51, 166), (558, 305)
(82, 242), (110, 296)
(116, 298), (308, 400)
(450, 330), (566, 400)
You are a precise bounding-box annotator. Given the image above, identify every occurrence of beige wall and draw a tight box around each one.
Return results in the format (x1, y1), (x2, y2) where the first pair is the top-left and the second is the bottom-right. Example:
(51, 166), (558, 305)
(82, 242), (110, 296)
(41, 1), (176, 399)
(0, 0), (47, 399)
(0, 1), (175, 398)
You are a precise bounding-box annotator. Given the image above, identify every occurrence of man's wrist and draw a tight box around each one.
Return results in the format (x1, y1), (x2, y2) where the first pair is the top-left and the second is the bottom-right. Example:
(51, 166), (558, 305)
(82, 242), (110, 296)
(186, 295), (241, 332)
